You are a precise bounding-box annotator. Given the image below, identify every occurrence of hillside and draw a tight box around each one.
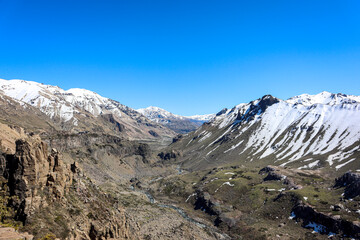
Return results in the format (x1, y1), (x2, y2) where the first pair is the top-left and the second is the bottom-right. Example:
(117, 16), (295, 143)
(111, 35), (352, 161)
(2, 83), (360, 239)
(167, 92), (360, 172)
(0, 79), (175, 143)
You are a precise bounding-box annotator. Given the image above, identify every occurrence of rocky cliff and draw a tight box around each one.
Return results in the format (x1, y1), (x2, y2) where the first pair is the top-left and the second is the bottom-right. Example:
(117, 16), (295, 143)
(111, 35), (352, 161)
(3, 139), (73, 223)
(0, 137), (139, 239)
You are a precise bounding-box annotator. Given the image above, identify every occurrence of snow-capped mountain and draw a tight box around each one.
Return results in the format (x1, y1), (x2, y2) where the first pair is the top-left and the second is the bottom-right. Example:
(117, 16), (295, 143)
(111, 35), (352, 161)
(185, 114), (215, 122)
(137, 106), (214, 134)
(170, 91), (360, 172)
(0, 79), (175, 140)
(137, 106), (183, 123)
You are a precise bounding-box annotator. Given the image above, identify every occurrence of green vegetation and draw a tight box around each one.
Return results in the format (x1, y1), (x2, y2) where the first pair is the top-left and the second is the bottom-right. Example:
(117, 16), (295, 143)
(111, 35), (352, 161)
(0, 179), (21, 230)
(151, 165), (360, 239)
(39, 233), (57, 240)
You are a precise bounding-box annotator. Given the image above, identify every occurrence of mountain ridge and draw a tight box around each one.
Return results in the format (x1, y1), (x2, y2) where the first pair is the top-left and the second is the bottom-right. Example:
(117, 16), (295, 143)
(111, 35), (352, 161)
(137, 106), (215, 134)
(168, 91), (360, 172)
(137, 106), (215, 122)
(2, 78), (360, 239)
(0, 78), (175, 142)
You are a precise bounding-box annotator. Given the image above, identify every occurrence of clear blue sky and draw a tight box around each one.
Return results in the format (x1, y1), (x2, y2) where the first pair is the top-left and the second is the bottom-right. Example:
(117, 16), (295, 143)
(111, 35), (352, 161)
(0, 0), (359, 115)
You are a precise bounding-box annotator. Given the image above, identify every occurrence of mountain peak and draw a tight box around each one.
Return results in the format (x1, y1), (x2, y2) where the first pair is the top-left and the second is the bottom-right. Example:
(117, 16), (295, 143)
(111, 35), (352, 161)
(261, 94), (275, 99)
(136, 106), (214, 133)
(137, 106), (177, 120)
(258, 95), (280, 107)
(171, 91), (360, 173)
(0, 78), (175, 140)
(66, 88), (99, 96)
(286, 91), (360, 106)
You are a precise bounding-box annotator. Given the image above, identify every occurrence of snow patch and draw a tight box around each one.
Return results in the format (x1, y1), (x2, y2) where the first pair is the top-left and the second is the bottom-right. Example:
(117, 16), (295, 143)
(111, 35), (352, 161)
(215, 181), (234, 193)
(185, 193), (197, 203)
(335, 158), (356, 170)
(298, 160), (320, 169)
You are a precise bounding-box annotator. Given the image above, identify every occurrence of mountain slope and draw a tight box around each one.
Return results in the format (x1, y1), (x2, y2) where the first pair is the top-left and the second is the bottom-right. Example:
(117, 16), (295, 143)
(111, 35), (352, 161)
(0, 79), (175, 141)
(168, 92), (360, 172)
(0, 91), (61, 135)
(137, 106), (214, 134)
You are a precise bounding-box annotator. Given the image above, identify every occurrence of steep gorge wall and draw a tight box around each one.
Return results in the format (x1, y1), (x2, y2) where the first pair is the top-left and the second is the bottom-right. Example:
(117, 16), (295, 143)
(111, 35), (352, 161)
(0, 137), (139, 239)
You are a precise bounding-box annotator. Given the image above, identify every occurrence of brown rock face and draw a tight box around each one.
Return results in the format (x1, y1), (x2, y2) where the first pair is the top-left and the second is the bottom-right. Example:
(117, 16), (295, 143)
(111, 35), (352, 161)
(292, 203), (360, 237)
(334, 171), (360, 199)
(1, 138), (139, 239)
(4, 139), (73, 223)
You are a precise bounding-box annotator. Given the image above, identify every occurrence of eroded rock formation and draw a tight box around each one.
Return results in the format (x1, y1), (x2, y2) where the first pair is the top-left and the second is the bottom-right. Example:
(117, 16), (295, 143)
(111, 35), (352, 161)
(2, 139), (72, 222)
(0, 137), (139, 239)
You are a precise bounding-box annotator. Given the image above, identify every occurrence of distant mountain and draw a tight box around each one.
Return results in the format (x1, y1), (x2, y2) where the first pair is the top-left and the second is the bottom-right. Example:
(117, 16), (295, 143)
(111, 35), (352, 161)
(137, 106), (215, 134)
(0, 79), (175, 141)
(185, 114), (215, 122)
(169, 91), (360, 172)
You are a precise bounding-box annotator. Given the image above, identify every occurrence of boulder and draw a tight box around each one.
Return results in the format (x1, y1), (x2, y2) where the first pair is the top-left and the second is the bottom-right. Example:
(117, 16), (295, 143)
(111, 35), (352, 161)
(334, 172), (360, 199)
(263, 171), (285, 181)
(259, 166), (276, 174)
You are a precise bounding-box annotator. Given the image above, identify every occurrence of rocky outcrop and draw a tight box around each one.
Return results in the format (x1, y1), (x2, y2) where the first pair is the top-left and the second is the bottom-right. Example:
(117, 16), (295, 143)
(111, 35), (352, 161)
(283, 177), (302, 190)
(172, 134), (182, 143)
(192, 191), (235, 227)
(148, 130), (159, 137)
(74, 208), (139, 240)
(0, 137), (139, 239)
(263, 171), (285, 181)
(45, 133), (151, 161)
(101, 114), (125, 133)
(260, 166), (302, 189)
(292, 203), (360, 238)
(272, 191), (360, 238)
(216, 108), (228, 116)
(258, 166), (275, 174)
(236, 95), (279, 122)
(158, 150), (182, 161)
(193, 191), (219, 216)
(2, 139), (73, 223)
(334, 171), (360, 199)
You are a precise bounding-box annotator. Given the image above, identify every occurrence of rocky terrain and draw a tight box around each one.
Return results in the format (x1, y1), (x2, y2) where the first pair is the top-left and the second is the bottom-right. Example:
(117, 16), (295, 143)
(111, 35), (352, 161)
(146, 164), (360, 239)
(0, 127), (226, 239)
(1, 78), (360, 239)
(0, 134), (139, 239)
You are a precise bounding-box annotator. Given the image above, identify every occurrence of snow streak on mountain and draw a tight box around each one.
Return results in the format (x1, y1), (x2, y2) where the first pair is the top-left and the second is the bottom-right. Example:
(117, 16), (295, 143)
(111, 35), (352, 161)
(0, 79), (175, 140)
(170, 92), (360, 172)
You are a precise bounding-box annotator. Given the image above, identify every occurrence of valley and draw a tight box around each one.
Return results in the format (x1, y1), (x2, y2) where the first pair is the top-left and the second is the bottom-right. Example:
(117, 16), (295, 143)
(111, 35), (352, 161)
(0, 79), (360, 239)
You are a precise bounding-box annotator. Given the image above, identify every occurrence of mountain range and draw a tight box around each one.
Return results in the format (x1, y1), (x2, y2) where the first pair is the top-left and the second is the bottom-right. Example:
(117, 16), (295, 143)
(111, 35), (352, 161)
(1, 78), (360, 239)
(0, 79), (175, 142)
(1, 78), (359, 173)
(168, 91), (360, 172)
(137, 106), (214, 134)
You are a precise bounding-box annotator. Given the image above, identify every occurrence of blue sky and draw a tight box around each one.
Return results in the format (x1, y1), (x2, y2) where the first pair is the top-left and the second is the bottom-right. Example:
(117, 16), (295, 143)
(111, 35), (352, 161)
(0, 0), (359, 115)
